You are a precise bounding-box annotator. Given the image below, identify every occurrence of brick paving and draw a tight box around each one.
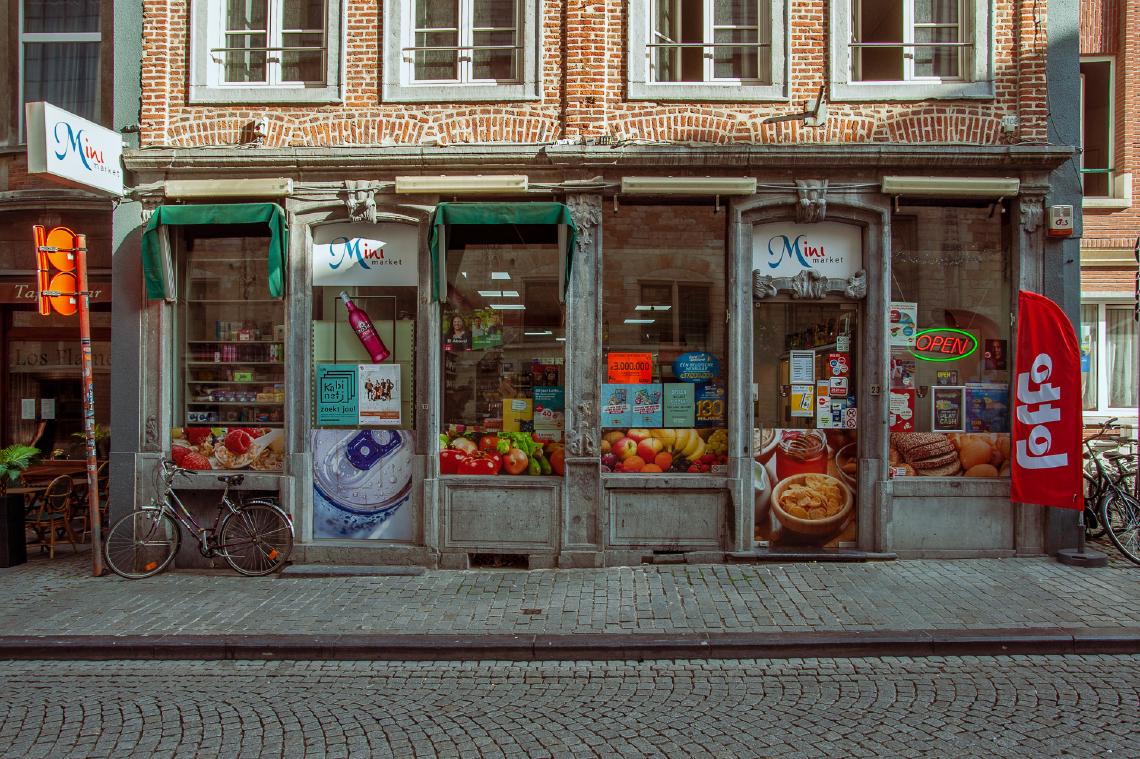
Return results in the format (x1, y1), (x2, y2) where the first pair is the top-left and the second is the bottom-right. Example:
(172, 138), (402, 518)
(0, 548), (1136, 638)
(0, 656), (1136, 758)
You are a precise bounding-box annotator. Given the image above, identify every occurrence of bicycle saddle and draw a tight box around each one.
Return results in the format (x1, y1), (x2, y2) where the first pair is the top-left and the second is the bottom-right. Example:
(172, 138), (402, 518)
(217, 474), (245, 486)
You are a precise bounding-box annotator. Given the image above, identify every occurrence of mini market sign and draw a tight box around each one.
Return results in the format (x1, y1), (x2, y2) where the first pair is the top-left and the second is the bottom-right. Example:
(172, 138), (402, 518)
(909, 328), (979, 362)
(25, 102), (123, 196)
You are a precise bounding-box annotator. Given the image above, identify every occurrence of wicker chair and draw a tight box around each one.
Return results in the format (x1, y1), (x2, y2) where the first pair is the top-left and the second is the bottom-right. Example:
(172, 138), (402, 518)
(25, 475), (77, 558)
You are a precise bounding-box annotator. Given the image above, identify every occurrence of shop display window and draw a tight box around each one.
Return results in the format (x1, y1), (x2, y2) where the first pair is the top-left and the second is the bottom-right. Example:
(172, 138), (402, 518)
(173, 227), (286, 472)
(888, 204), (1012, 478)
(439, 225), (566, 477)
(600, 205), (729, 475)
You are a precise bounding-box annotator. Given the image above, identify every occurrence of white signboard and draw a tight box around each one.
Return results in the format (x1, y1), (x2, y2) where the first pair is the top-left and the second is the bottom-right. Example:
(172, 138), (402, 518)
(358, 363), (402, 426)
(789, 351), (815, 384)
(752, 221), (862, 279)
(25, 102), (123, 196)
(312, 223), (419, 288)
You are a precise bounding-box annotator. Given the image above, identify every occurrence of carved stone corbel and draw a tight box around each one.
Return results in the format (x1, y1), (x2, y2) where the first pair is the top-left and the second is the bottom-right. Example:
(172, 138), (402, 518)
(1020, 197), (1044, 233)
(753, 271), (779, 300)
(795, 180), (828, 223)
(565, 195), (602, 258)
(752, 269), (868, 301)
(342, 180), (377, 224)
(566, 400), (597, 457)
(144, 414), (160, 450)
(844, 269), (867, 299)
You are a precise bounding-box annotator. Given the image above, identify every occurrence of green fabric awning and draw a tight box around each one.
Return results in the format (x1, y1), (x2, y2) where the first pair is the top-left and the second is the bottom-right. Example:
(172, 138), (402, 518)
(428, 202), (577, 301)
(141, 202), (288, 300)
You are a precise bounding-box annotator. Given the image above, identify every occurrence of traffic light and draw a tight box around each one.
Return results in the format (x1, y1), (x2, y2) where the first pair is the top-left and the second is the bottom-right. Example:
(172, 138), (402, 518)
(33, 225), (80, 316)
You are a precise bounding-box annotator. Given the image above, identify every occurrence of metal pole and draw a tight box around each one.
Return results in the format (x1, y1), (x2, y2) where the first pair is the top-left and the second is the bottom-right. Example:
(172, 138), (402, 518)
(75, 234), (103, 576)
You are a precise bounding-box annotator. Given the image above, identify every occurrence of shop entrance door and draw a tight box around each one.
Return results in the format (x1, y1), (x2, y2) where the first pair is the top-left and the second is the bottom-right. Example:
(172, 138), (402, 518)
(752, 302), (859, 549)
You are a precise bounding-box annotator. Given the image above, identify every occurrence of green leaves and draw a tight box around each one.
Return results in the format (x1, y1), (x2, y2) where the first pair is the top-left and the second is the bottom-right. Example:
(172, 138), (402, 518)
(0, 445), (41, 485)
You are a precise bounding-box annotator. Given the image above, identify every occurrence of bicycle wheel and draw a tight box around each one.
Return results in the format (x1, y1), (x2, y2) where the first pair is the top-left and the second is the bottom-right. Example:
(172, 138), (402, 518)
(104, 508), (181, 579)
(219, 502), (294, 576)
(1100, 490), (1140, 566)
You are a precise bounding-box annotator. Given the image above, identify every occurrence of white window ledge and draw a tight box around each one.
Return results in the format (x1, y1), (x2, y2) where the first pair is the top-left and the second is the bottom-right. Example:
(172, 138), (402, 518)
(828, 81), (994, 102)
(188, 85), (343, 105)
(627, 82), (787, 102)
(1083, 172), (1133, 210)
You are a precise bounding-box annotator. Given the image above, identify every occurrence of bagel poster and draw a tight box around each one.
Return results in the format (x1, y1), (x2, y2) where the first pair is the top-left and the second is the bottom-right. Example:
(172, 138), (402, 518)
(1010, 291), (1083, 510)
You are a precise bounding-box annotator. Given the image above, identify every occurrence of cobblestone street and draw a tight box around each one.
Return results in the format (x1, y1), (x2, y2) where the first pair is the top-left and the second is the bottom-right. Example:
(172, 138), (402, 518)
(1, 655), (1136, 758)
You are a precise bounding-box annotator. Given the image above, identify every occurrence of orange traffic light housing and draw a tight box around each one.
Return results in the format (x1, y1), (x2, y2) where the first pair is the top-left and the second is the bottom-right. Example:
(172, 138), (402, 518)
(33, 225), (80, 316)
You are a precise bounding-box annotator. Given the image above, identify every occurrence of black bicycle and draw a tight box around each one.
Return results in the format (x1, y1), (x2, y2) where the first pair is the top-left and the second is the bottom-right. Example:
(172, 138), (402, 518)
(1084, 419), (1140, 566)
(104, 460), (294, 578)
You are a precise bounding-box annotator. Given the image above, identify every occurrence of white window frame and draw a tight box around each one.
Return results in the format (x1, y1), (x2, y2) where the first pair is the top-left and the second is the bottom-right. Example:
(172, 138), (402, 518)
(383, 0), (543, 103)
(1080, 57), (1133, 208)
(628, 0), (786, 101)
(189, 0), (344, 105)
(1081, 298), (1140, 419)
(829, 0), (993, 101)
(18, 0), (102, 136)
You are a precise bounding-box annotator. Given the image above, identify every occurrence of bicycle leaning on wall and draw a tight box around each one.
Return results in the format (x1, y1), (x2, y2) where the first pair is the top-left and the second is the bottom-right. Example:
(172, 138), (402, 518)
(103, 459), (294, 578)
(1084, 418), (1140, 566)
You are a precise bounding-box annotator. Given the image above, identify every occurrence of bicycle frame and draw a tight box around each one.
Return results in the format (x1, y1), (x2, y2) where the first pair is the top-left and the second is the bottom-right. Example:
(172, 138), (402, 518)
(151, 469), (254, 558)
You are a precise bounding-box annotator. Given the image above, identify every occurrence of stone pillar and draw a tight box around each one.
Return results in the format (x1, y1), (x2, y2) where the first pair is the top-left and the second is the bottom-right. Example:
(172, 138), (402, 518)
(560, 194), (603, 567)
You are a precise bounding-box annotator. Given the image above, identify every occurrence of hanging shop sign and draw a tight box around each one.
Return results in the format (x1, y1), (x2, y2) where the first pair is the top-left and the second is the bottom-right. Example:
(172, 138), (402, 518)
(909, 328), (979, 362)
(312, 223), (419, 288)
(607, 352), (653, 383)
(25, 102), (123, 196)
(672, 352), (721, 383)
(752, 221), (862, 279)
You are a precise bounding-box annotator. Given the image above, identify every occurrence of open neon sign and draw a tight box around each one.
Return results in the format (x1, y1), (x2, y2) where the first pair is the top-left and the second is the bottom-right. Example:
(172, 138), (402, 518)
(909, 328), (979, 362)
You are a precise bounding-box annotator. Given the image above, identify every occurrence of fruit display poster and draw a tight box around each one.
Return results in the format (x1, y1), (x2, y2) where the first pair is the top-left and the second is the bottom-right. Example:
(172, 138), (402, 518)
(607, 353), (653, 383)
(358, 363), (401, 426)
(315, 363), (359, 426)
(931, 386), (965, 432)
(663, 383), (695, 428)
(630, 384), (663, 427)
(889, 302), (918, 347)
(754, 428), (858, 549)
(601, 384), (632, 427)
(171, 427), (285, 471)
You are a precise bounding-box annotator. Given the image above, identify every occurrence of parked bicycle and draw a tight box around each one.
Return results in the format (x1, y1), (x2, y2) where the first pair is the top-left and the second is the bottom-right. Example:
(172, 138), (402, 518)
(1084, 418), (1140, 566)
(104, 459), (294, 578)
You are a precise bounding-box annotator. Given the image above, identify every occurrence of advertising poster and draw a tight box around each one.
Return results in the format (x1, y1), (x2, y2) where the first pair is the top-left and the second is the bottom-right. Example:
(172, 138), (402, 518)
(890, 353), (915, 388)
(532, 386), (565, 431)
(607, 353), (653, 383)
(315, 363), (358, 426)
(663, 383), (695, 428)
(790, 384), (815, 417)
(931, 386), (965, 432)
(312, 428), (414, 540)
(171, 426), (285, 472)
(889, 388), (916, 432)
(672, 352), (721, 383)
(442, 308), (472, 352)
(789, 351), (815, 384)
(502, 398), (534, 432)
(470, 308), (503, 350)
(983, 339), (1008, 370)
(601, 427), (729, 474)
(936, 370), (959, 386)
(889, 431), (1011, 478)
(358, 363), (401, 426)
(694, 381), (727, 427)
(889, 302), (918, 347)
(754, 428), (858, 548)
(965, 385), (1009, 433)
(601, 384), (632, 427)
(630, 384), (663, 427)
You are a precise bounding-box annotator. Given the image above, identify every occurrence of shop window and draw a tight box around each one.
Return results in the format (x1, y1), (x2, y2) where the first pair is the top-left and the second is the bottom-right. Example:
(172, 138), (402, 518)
(1080, 59), (1114, 199)
(189, 0), (343, 104)
(601, 205), (729, 476)
(439, 226), (566, 478)
(383, 0), (542, 102)
(173, 226), (286, 472)
(829, 0), (992, 100)
(888, 204), (1011, 478)
(1081, 301), (1138, 415)
(628, 0), (785, 100)
(20, 0), (101, 124)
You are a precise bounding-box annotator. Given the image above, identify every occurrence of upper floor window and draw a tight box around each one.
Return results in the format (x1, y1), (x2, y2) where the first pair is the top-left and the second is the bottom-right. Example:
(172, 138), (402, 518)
(189, 0), (343, 104)
(629, 0), (785, 100)
(829, 0), (992, 100)
(21, 0), (101, 123)
(383, 0), (542, 102)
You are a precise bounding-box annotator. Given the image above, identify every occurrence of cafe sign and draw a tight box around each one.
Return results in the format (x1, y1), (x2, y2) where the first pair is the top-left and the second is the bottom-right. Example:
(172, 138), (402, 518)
(25, 102), (124, 196)
(312, 223), (419, 288)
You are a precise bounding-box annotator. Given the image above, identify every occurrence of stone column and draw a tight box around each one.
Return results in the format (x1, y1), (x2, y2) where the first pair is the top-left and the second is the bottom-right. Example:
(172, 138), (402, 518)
(560, 194), (603, 567)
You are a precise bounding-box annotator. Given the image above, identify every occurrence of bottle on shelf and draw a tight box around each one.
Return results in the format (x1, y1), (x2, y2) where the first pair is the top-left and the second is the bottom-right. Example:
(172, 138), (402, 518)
(339, 291), (391, 362)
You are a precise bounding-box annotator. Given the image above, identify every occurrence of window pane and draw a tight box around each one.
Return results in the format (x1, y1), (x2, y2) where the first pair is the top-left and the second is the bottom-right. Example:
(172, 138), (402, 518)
(854, 0), (904, 81)
(1106, 307), (1138, 408)
(414, 31), (459, 80)
(440, 226), (565, 478)
(713, 28), (758, 80)
(282, 32), (325, 82)
(473, 0), (517, 28)
(1081, 61), (1112, 198)
(1080, 304), (1098, 411)
(473, 29), (518, 80)
(23, 0), (100, 33)
(714, 0), (757, 25)
(652, 0), (680, 82)
(416, 0), (457, 28)
(890, 206), (1012, 477)
(914, 0), (959, 25)
(223, 33), (268, 83)
(601, 205), (729, 476)
(282, 0), (325, 30)
(226, 0), (268, 31)
(914, 27), (959, 78)
(23, 42), (99, 120)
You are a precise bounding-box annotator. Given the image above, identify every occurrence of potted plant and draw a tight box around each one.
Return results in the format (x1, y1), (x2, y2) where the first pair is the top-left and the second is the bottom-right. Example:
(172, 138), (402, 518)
(72, 424), (110, 460)
(0, 445), (40, 568)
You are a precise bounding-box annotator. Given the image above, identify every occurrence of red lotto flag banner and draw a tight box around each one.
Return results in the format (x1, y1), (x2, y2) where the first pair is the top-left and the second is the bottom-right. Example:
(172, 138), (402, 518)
(1011, 290), (1084, 510)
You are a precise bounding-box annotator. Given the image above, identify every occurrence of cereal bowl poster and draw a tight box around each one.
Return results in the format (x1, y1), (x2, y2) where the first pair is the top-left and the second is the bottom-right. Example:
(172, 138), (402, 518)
(753, 428), (857, 547)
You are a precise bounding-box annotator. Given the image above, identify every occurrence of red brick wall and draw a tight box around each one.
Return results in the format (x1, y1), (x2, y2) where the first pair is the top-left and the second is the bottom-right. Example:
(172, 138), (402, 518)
(1081, 267), (1137, 293)
(133, 0), (1049, 150)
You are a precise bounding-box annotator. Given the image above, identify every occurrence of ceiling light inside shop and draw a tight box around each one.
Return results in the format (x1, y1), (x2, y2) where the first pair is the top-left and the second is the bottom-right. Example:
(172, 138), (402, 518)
(635, 305), (671, 311)
(491, 272), (511, 280)
(525, 330), (553, 336)
(624, 318), (655, 324)
(478, 290), (502, 297)
(501, 290), (520, 297)
(490, 304), (526, 310)
(555, 337), (566, 342)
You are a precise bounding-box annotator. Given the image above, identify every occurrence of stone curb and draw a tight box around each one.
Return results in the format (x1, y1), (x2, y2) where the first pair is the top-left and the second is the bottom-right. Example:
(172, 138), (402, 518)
(1, 628), (1137, 661)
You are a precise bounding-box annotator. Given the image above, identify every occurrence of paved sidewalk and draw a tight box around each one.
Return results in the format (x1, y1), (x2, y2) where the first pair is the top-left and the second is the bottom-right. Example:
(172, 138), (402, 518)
(0, 548), (1136, 660)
